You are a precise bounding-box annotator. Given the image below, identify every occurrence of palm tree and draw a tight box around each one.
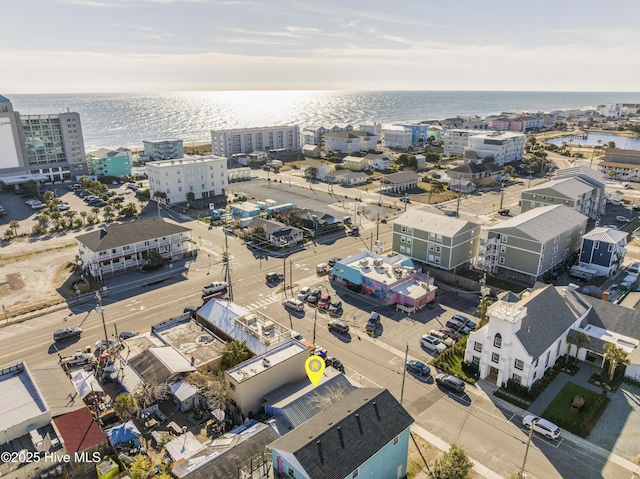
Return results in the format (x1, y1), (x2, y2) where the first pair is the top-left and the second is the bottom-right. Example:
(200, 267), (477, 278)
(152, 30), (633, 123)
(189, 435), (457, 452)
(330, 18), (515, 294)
(221, 340), (251, 369)
(113, 393), (137, 420)
(566, 331), (590, 364)
(79, 210), (88, 226)
(604, 343), (628, 382)
(9, 220), (20, 237)
(103, 205), (115, 222)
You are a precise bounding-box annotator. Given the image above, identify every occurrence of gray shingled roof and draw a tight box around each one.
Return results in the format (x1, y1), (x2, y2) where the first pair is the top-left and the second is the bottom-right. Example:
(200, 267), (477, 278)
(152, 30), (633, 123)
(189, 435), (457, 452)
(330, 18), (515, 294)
(269, 388), (413, 479)
(515, 286), (580, 358)
(394, 209), (478, 237)
(486, 204), (587, 242)
(579, 292), (640, 339)
(524, 177), (595, 199)
(76, 218), (191, 252)
(382, 171), (421, 183)
(246, 217), (303, 237)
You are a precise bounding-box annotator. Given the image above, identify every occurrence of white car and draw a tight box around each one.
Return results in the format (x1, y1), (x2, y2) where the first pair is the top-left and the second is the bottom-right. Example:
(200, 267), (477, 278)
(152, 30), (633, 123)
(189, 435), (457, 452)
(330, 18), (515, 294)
(298, 287), (311, 301)
(419, 334), (447, 354)
(616, 215), (630, 223)
(522, 415), (560, 440)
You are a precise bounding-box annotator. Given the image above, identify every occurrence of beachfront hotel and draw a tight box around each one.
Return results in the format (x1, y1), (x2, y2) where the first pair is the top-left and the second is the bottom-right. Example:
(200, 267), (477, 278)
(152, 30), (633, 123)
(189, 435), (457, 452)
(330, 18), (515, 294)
(211, 125), (300, 158)
(0, 95), (88, 183)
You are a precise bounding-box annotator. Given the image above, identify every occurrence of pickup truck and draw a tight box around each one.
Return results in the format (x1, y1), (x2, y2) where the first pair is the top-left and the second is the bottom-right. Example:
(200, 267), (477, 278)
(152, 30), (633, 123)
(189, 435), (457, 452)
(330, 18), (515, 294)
(59, 351), (95, 369)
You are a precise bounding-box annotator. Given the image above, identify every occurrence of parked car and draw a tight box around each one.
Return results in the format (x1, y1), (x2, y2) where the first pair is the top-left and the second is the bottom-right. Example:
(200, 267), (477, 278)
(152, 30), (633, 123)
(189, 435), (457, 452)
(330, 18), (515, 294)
(284, 298), (305, 312)
(95, 339), (119, 351)
(399, 197), (411, 203)
(497, 208), (510, 216)
(298, 287), (311, 301)
(405, 360), (431, 381)
(118, 331), (138, 341)
(53, 327), (82, 342)
(435, 373), (465, 393)
(327, 300), (343, 314)
(325, 356), (345, 373)
(202, 281), (228, 295)
(307, 288), (322, 304)
(317, 293), (331, 309)
(328, 319), (349, 335)
(451, 313), (477, 330)
(428, 329), (455, 347)
(0, 206), (6, 217)
(439, 327), (464, 341)
(616, 215), (630, 223)
(419, 334), (447, 354)
(522, 415), (560, 440)
(183, 306), (199, 318)
(366, 311), (381, 334)
(266, 272), (284, 283)
(327, 257), (342, 267)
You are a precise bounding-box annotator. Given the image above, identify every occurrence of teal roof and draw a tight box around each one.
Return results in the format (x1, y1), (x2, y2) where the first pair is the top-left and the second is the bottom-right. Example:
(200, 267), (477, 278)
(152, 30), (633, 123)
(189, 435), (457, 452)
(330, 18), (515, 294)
(0, 95), (10, 102)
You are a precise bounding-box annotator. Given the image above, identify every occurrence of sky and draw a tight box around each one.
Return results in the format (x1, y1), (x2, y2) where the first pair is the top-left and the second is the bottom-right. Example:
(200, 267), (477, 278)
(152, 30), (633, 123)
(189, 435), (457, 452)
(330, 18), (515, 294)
(3, 0), (640, 93)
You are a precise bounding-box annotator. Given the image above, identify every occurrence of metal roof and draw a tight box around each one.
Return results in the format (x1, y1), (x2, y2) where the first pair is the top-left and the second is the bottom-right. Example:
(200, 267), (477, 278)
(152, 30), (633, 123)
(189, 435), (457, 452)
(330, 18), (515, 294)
(395, 209), (479, 237)
(582, 227), (628, 243)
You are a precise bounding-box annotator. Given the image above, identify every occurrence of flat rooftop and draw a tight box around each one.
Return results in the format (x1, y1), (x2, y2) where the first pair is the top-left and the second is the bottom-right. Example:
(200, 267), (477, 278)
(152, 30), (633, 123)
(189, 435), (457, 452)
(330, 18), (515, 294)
(0, 363), (49, 433)
(149, 155), (225, 167)
(153, 315), (226, 368)
(227, 341), (307, 383)
(340, 251), (416, 285)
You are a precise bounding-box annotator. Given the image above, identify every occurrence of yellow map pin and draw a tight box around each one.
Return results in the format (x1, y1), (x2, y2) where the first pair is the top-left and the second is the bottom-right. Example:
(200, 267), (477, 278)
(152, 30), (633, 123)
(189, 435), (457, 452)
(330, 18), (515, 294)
(305, 355), (326, 387)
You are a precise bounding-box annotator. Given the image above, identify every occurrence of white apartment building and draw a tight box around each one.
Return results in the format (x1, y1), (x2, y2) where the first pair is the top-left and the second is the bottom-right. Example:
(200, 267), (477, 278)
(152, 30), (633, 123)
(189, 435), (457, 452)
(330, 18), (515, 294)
(211, 125), (300, 158)
(323, 130), (378, 155)
(142, 139), (184, 162)
(359, 121), (382, 137)
(442, 129), (482, 156)
(381, 124), (413, 149)
(464, 131), (526, 166)
(147, 155), (227, 204)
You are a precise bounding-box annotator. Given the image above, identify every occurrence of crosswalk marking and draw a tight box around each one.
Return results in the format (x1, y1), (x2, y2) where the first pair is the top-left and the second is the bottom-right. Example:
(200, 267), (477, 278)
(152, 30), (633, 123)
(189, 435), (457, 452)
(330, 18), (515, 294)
(245, 296), (280, 311)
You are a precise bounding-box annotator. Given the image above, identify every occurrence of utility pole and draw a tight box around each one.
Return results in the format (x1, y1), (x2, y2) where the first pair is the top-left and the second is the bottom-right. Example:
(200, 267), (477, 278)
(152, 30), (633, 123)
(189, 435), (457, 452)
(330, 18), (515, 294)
(370, 233), (373, 252)
(95, 291), (109, 348)
(519, 418), (538, 479)
(404, 193), (408, 212)
(283, 254), (287, 299)
(455, 190), (461, 218)
(224, 227), (234, 301)
(499, 181), (505, 210)
(400, 343), (409, 405)
(289, 260), (293, 292)
(2, 305), (9, 325)
(376, 213), (380, 241)
(313, 308), (318, 345)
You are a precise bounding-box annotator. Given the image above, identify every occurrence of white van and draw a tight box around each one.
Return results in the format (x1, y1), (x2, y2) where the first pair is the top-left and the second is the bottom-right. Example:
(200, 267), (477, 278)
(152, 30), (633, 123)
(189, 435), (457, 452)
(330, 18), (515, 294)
(284, 299), (305, 312)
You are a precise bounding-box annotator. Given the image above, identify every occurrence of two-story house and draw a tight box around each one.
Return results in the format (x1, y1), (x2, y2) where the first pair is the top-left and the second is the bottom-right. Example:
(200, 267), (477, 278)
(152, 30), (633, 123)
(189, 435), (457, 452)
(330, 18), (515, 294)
(482, 205), (588, 286)
(392, 210), (480, 272)
(269, 388), (413, 479)
(578, 227), (628, 277)
(76, 218), (194, 278)
(245, 217), (304, 248)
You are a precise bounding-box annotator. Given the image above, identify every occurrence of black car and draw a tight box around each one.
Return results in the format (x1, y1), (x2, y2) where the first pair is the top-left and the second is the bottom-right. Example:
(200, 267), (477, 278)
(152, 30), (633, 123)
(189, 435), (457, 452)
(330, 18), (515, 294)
(118, 331), (138, 341)
(183, 306), (199, 319)
(328, 320), (349, 335)
(498, 208), (510, 216)
(327, 257), (342, 267)
(306, 288), (322, 304)
(435, 373), (465, 392)
(266, 272), (284, 283)
(53, 327), (82, 342)
(406, 360), (431, 381)
(325, 356), (345, 373)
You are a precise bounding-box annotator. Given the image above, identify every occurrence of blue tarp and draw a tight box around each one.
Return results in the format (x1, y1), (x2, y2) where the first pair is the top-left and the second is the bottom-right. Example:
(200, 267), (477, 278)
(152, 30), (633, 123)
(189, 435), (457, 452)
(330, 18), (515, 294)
(105, 420), (141, 446)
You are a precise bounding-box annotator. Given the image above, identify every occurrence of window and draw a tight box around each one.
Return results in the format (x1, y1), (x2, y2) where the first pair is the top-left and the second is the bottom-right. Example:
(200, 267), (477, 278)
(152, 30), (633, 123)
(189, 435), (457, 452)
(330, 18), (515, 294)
(514, 359), (524, 370)
(556, 341), (561, 355)
(400, 236), (405, 243)
(229, 382), (235, 391)
(429, 244), (435, 251)
(494, 333), (502, 348)
(512, 374), (522, 385)
(407, 237), (412, 245)
(393, 436), (399, 445)
(352, 469), (360, 478)
(545, 351), (550, 367)
(472, 356), (480, 366)
(474, 341), (482, 352)
(429, 232), (435, 240)
(499, 257), (505, 264)
(288, 467), (295, 477)
(594, 241), (600, 249)
(501, 235), (508, 243)
(401, 225), (407, 233)
(491, 352), (500, 364)
(608, 244), (614, 252)
(500, 245), (506, 253)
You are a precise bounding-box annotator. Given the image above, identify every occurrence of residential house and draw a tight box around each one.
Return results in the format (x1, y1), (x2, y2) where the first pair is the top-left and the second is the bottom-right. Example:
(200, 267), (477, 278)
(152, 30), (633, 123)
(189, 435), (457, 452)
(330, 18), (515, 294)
(141, 139), (184, 162)
(287, 208), (346, 237)
(578, 227), (628, 277)
(225, 341), (309, 416)
(599, 149), (640, 182)
(365, 152), (392, 171)
(171, 421), (278, 479)
(245, 217), (304, 247)
(343, 155), (370, 172)
(464, 131), (526, 166)
(379, 171), (421, 193)
(381, 124), (413, 149)
(227, 167), (251, 182)
(330, 251), (437, 308)
(249, 150), (268, 164)
(520, 176), (605, 220)
(269, 388), (413, 479)
(331, 170), (369, 186)
(314, 164), (335, 182)
(230, 202), (261, 219)
(393, 210), (481, 272)
(301, 124), (353, 146)
(86, 148), (131, 178)
(302, 144), (321, 158)
(127, 346), (196, 387)
(465, 284), (640, 387)
(393, 122), (430, 146)
(211, 125), (300, 158)
(147, 155), (228, 204)
(75, 217), (194, 278)
(323, 130), (378, 156)
(446, 162), (504, 188)
(481, 205), (588, 285)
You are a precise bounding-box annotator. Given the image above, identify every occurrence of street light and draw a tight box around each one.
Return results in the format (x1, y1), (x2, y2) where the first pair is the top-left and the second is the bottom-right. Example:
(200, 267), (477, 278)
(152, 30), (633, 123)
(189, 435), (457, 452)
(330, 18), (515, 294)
(519, 418), (538, 479)
(95, 291), (110, 348)
(207, 254), (211, 275)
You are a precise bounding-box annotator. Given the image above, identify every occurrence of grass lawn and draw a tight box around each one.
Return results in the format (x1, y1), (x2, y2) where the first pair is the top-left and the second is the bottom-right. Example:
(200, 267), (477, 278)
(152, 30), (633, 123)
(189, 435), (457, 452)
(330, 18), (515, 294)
(542, 382), (609, 438)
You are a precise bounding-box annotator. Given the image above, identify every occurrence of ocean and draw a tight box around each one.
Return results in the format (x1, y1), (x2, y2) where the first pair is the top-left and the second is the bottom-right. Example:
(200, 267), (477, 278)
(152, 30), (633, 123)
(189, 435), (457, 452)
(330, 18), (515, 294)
(6, 90), (640, 150)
